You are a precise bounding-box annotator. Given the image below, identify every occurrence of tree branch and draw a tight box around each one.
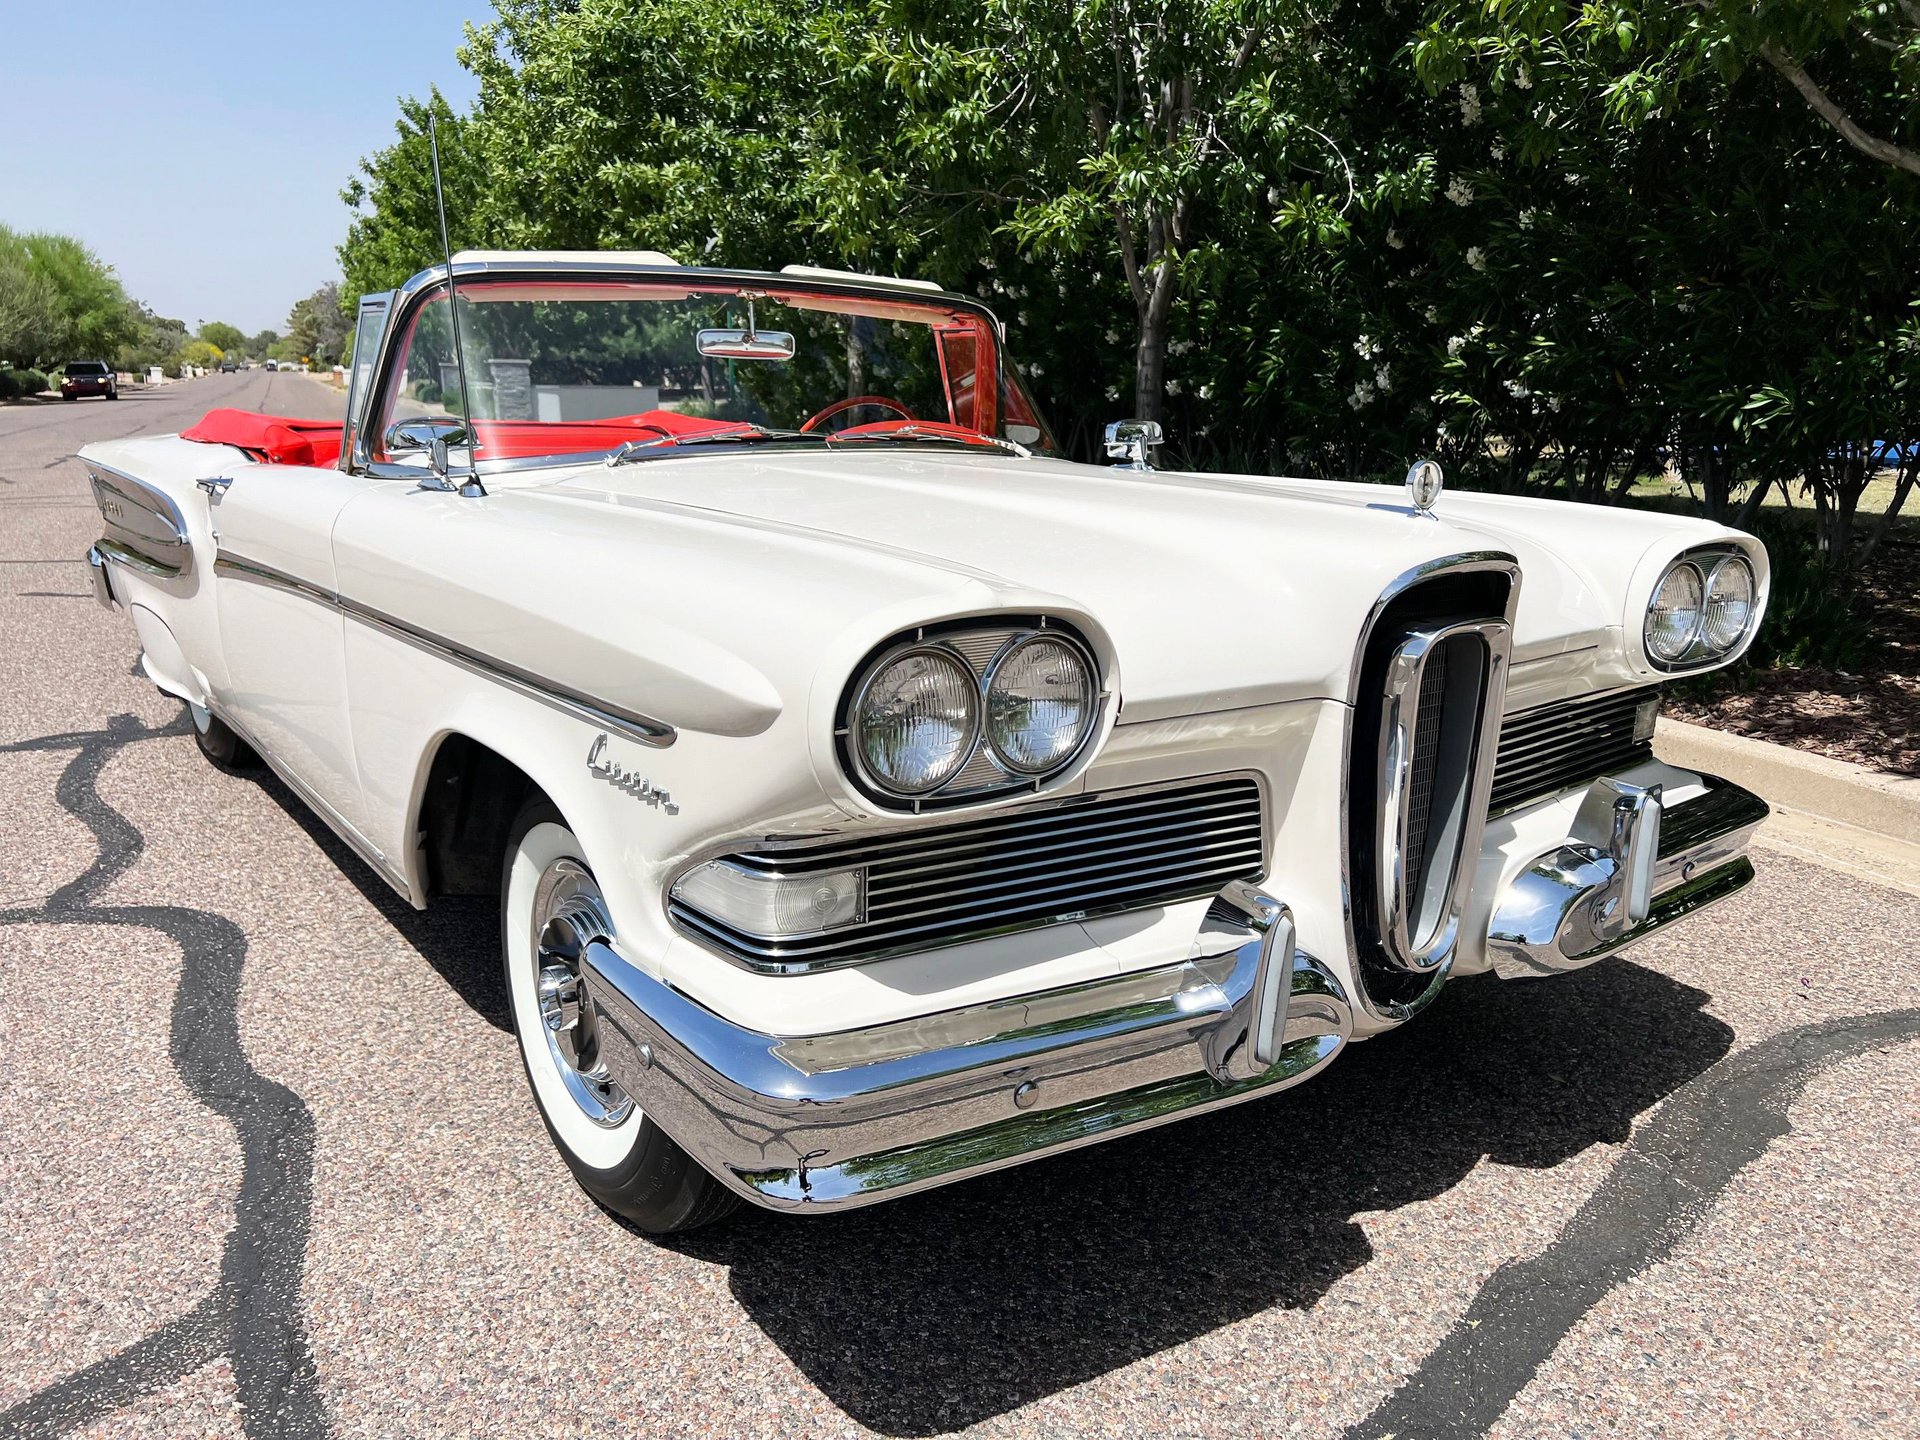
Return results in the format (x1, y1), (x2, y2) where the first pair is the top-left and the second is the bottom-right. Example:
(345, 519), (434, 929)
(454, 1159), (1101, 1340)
(1759, 42), (1920, 177)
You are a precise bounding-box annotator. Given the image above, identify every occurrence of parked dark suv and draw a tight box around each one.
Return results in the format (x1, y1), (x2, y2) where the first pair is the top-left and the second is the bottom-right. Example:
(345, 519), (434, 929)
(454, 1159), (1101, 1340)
(60, 361), (118, 401)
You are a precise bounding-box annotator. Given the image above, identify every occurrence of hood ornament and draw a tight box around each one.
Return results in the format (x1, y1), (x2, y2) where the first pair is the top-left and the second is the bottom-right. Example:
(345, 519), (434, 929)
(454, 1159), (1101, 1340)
(1405, 459), (1444, 514)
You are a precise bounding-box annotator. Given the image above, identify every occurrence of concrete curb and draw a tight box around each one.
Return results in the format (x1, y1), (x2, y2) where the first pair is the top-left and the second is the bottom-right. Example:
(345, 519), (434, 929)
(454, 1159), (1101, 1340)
(1657, 718), (1920, 897)
(1655, 718), (1920, 838)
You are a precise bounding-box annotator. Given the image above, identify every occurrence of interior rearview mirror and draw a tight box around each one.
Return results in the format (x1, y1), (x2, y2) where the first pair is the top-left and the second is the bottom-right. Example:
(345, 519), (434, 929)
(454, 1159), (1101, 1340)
(697, 328), (797, 362)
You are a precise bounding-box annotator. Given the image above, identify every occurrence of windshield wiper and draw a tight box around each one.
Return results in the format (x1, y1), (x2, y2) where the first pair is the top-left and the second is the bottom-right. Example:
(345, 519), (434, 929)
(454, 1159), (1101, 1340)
(825, 426), (1033, 459)
(605, 425), (826, 466)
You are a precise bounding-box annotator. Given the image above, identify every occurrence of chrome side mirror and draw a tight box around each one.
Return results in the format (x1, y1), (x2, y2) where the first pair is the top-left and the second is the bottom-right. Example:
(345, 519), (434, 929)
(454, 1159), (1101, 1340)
(1105, 418), (1164, 471)
(696, 328), (796, 362)
(386, 416), (467, 453)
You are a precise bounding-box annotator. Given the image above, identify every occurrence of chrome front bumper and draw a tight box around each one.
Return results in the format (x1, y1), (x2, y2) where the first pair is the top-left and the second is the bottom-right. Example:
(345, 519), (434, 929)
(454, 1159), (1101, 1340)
(1486, 773), (1768, 979)
(580, 881), (1354, 1213)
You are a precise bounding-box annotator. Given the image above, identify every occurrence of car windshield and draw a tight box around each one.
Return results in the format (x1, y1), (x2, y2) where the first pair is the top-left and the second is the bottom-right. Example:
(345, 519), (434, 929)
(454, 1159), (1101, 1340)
(372, 277), (1055, 467)
(66, 362), (107, 376)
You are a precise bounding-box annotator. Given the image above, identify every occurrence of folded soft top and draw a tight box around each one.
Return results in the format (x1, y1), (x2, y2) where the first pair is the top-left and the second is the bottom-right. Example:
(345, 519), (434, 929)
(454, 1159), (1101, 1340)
(180, 409), (343, 467)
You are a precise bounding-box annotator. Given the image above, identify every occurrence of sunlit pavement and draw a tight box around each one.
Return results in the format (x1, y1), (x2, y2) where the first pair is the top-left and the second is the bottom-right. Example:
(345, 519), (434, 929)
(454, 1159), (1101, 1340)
(3, 378), (1916, 1439)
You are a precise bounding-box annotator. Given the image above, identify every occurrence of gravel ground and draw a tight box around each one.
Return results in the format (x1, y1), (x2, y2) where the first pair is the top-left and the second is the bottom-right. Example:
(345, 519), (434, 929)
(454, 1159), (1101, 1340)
(2, 376), (1918, 1439)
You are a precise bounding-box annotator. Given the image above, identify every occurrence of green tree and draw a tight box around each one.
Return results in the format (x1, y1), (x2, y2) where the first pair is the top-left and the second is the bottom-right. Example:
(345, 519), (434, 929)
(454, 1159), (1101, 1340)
(285, 282), (350, 365)
(199, 320), (247, 355)
(0, 253), (65, 369)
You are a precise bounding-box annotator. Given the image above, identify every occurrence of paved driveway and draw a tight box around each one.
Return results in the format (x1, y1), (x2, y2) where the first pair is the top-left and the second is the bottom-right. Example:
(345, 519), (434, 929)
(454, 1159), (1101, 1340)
(2, 376), (1916, 1439)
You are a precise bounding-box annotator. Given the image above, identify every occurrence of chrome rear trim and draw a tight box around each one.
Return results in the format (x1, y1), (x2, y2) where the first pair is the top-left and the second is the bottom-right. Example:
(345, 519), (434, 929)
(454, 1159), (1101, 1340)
(87, 463), (193, 578)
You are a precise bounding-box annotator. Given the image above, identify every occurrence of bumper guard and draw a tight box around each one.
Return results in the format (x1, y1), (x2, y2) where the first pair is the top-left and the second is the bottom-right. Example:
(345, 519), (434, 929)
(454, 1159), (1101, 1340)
(580, 879), (1353, 1213)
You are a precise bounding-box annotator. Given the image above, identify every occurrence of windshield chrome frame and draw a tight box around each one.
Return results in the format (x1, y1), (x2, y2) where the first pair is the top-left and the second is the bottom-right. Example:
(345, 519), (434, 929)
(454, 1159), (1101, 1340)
(350, 259), (1016, 480)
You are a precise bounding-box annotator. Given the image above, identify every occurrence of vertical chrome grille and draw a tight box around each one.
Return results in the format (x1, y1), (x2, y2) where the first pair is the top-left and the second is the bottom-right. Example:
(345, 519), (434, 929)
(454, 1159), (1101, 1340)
(1403, 639), (1451, 899)
(1344, 558), (1518, 1010)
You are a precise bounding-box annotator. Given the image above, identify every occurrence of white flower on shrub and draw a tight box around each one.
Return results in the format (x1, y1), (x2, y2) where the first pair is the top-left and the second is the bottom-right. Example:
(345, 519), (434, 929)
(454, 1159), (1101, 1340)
(1105, 384), (1120, 400)
(1028, 362), (1044, 377)
(1517, 207), (1537, 229)
(1386, 227), (1405, 249)
(1104, 329), (1121, 344)
(1446, 177), (1475, 207)
(1424, 305), (1440, 323)
(1504, 378), (1530, 399)
(1348, 379), (1375, 409)
(1460, 83), (1482, 126)
(1165, 378), (1183, 396)
(1490, 142), (1506, 161)
(1515, 63), (1532, 90)
(1465, 246), (1487, 271)
(1375, 364), (1393, 390)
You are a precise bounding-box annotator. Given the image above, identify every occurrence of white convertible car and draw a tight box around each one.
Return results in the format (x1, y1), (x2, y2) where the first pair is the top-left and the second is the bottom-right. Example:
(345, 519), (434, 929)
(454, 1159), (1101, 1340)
(84, 251), (1770, 1231)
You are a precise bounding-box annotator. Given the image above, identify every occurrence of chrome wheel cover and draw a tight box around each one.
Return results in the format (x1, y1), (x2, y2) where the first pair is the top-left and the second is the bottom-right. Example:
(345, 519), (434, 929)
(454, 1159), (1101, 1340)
(527, 859), (634, 1128)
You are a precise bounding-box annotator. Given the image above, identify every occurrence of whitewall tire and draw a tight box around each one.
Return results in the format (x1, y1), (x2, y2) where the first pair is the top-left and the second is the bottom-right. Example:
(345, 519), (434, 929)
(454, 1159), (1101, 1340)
(500, 797), (739, 1232)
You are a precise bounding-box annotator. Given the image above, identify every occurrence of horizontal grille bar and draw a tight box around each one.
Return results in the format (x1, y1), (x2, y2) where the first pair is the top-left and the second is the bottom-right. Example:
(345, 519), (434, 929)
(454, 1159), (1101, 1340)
(1489, 685), (1658, 813)
(672, 775), (1266, 971)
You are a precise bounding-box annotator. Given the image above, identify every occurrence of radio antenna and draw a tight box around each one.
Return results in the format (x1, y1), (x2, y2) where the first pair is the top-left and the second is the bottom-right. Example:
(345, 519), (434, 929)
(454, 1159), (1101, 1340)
(427, 112), (484, 497)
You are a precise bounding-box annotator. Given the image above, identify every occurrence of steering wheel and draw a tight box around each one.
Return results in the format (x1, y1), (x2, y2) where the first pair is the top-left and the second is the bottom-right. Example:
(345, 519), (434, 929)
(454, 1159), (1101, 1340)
(800, 394), (917, 433)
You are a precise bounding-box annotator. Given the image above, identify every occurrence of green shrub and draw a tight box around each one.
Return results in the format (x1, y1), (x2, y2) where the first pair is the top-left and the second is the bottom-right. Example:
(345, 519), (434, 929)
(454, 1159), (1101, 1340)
(17, 368), (48, 395)
(415, 381), (441, 406)
(1742, 514), (1879, 671)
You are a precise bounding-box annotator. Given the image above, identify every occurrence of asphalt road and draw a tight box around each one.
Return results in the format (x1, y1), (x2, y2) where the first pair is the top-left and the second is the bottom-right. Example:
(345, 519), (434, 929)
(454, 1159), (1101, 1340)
(3, 374), (1918, 1439)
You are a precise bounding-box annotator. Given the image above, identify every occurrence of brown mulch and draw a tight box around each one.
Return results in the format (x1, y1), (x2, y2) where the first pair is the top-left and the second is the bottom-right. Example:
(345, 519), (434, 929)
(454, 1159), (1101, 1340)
(1664, 534), (1920, 778)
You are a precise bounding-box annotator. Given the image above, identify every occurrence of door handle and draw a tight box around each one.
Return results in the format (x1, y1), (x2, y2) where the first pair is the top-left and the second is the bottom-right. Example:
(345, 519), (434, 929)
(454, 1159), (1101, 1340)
(196, 475), (234, 495)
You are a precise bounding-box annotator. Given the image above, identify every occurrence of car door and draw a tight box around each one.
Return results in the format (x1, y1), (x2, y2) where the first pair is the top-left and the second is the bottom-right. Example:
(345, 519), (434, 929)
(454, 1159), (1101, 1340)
(207, 462), (376, 847)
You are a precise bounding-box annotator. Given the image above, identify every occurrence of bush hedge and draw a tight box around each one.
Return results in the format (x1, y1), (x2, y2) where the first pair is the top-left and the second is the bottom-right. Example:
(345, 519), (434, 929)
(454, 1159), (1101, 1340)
(0, 368), (50, 399)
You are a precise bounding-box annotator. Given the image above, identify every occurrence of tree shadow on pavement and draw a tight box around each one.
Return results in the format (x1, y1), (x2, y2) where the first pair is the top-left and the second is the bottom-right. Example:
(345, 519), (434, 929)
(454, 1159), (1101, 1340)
(659, 960), (1732, 1437)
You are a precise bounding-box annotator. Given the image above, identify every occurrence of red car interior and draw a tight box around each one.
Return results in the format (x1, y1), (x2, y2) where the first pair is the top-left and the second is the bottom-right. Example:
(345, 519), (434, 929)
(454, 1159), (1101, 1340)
(183, 405), (1007, 466)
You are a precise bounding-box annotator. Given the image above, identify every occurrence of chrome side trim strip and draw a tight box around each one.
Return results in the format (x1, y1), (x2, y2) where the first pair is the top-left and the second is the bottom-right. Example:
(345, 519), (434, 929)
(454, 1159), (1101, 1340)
(211, 552), (676, 748)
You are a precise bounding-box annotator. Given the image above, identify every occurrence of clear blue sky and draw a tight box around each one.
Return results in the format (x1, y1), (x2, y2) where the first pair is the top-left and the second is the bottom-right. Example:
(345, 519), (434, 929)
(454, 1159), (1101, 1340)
(0, 2), (488, 334)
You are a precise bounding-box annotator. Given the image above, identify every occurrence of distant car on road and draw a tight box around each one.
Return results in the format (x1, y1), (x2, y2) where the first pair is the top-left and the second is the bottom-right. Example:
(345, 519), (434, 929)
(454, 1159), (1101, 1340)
(264, 360), (279, 372)
(219, 358), (240, 373)
(60, 361), (117, 401)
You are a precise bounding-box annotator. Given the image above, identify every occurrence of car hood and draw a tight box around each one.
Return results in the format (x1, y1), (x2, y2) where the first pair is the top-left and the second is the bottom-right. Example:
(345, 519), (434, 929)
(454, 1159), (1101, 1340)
(505, 448), (1700, 724)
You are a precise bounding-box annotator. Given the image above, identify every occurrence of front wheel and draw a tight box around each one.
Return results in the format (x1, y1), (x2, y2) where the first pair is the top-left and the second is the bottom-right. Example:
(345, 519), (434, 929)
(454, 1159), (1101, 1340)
(501, 797), (739, 1233)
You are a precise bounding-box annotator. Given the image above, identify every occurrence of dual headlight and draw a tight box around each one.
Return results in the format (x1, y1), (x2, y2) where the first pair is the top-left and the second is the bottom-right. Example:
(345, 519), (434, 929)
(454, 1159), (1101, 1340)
(1643, 550), (1758, 668)
(843, 624), (1100, 805)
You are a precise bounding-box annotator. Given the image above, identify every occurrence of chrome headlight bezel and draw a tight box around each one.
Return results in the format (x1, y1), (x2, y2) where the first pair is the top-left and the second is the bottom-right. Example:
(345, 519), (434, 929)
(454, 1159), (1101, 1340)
(838, 619), (1104, 810)
(1642, 547), (1760, 671)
